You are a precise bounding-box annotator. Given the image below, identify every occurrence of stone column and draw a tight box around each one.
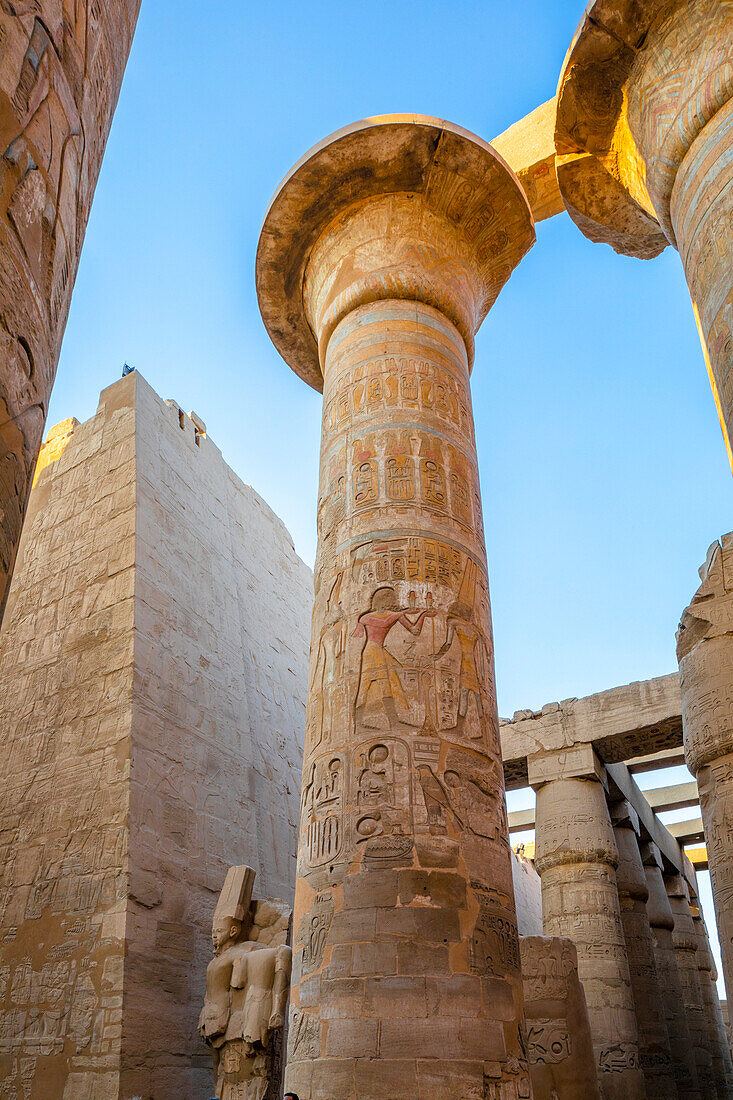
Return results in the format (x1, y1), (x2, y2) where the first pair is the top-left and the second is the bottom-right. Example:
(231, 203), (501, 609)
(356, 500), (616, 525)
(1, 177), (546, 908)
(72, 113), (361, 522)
(256, 117), (536, 1100)
(665, 874), (716, 1097)
(610, 801), (677, 1100)
(529, 745), (646, 1100)
(678, 534), (733, 1002)
(0, 0), (142, 621)
(690, 900), (733, 1098)
(642, 845), (701, 1100)
(554, 1), (733, 465)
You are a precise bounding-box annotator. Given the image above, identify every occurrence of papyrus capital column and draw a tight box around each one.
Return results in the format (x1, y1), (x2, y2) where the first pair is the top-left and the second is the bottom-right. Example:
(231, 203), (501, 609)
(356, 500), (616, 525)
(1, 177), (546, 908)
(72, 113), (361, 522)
(690, 900), (733, 1098)
(529, 746), (646, 1099)
(611, 801), (677, 1100)
(665, 874), (716, 1097)
(642, 844), (702, 1100)
(554, 0), (733, 466)
(257, 116), (535, 1100)
(677, 533), (733, 1004)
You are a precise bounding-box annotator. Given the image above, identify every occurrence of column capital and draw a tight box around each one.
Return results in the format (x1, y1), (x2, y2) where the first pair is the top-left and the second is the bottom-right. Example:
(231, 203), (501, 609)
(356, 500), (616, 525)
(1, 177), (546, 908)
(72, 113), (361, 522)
(528, 743), (604, 789)
(256, 115), (534, 392)
(554, 0), (733, 255)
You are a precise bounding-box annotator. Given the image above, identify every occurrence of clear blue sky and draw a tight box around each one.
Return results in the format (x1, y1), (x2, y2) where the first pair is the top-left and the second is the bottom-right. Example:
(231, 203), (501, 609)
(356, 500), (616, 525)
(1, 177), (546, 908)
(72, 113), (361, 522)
(50, 0), (732, 720)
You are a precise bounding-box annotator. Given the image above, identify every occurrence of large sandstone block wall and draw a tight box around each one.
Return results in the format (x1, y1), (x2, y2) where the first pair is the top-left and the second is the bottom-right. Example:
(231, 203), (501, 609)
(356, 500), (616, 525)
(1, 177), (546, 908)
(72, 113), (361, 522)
(0, 0), (141, 623)
(0, 372), (313, 1099)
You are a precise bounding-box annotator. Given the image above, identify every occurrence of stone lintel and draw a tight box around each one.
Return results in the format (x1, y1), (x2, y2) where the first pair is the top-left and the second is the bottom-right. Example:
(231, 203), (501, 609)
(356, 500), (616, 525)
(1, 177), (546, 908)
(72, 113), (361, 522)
(490, 97), (564, 222)
(527, 743), (604, 789)
(501, 673), (682, 789)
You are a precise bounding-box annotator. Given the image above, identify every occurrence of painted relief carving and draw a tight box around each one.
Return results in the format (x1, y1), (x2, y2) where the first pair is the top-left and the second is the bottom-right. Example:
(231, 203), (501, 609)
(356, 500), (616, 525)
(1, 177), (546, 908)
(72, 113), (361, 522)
(301, 755), (345, 867)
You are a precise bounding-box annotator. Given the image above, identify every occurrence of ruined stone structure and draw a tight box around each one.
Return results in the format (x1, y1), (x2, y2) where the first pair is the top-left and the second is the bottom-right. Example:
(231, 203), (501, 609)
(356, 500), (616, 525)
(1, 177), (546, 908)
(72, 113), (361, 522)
(520, 935), (600, 1100)
(0, 372), (312, 1098)
(0, 0), (141, 625)
(678, 534), (733, 1010)
(553, 0), (733, 462)
(257, 116), (536, 1100)
(200, 866), (291, 1100)
(501, 677), (733, 1100)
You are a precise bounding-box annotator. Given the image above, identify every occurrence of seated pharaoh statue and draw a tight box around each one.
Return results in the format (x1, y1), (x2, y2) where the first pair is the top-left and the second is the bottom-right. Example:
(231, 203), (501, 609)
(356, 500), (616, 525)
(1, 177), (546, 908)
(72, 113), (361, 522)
(199, 865), (292, 1100)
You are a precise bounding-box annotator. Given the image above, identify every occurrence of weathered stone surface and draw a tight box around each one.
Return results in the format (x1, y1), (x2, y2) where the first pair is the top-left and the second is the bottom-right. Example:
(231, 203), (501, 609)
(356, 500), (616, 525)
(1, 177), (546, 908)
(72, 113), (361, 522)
(200, 866), (292, 1100)
(678, 534), (733, 1006)
(530, 747), (646, 1100)
(642, 845), (702, 1100)
(665, 874), (716, 1097)
(611, 801), (677, 1099)
(512, 848), (543, 937)
(490, 99), (564, 223)
(554, 0), (733, 463)
(0, 0), (141, 624)
(690, 901), (733, 1099)
(0, 372), (312, 1098)
(257, 115), (535, 1099)
(520, 935), (600, 1100)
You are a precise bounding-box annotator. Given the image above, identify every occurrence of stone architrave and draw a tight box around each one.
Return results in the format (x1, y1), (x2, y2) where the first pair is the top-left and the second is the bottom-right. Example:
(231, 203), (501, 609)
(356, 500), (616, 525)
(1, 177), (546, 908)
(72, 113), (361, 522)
(200, 866), (292, 1100)
(642, 844), (702, 1100)
(690, 900), (733, 1099)
(256, 116), (536, 1100)
(665, 874), (716, 1097)
(0, 0), (141, 623)
(520, 935), (601, 1100)
(678, 534), (733, 1001)
(529, 745), (646, 1100)
(554, 1), (733, 465)
(611, 800), (678, 1100)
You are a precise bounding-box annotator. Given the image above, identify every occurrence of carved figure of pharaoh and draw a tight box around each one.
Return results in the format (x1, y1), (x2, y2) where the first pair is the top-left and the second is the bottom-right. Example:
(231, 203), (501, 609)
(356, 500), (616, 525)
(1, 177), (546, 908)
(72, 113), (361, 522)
(200, 866), (292, 1100)
(521, 935), (601, 1100)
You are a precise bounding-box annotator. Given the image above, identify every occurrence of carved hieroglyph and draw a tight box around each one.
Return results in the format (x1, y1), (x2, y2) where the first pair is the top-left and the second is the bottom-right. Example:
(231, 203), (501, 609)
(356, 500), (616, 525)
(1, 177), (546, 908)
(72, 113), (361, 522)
(529, 746), (647, 1100)
(0, 0), (141, 623)
(256, 116), (535, 1099)
(689, 901), (733, 1097)
(611, 802), (678, 1100)
(642, 844), (702, 1100)
(200, 866), (292, 1100)
(678, 534), (733, 1003)
(520, 935), (601, 1100)
(665, 874), (717, 1097)
(554, 0), (733, 465)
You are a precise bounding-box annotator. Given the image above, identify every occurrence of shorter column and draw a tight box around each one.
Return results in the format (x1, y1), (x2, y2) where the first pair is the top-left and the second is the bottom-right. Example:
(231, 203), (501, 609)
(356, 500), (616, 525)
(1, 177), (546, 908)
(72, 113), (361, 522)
(678, 535), (733, 999)
(666, 874), (716, 1097)
(530, 745), (646, 1100)
(641, 844), (701, 1100)
(611, 801), (677, 1100)
(690, 900), (733, 1099)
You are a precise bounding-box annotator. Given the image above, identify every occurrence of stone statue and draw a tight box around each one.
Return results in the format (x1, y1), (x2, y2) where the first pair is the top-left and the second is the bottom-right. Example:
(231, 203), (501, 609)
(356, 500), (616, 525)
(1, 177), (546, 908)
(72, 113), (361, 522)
(199, 866), (292, 1100)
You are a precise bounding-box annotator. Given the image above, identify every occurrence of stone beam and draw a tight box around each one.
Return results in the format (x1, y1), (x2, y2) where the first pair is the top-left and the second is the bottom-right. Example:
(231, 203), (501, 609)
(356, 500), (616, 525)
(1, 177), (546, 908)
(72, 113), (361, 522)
(508, 779), (699, 833)
(667, 818), (705, 847)
(605, 763), (698, 895)
(490, 98), (564, 223)
(627, 747), (687, 774)
(501, 673), (682, 789)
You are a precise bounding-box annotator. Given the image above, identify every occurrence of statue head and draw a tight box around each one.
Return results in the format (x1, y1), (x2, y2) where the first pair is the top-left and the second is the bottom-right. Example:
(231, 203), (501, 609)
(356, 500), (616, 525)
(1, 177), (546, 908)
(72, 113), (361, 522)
(212, 914), (243, 955)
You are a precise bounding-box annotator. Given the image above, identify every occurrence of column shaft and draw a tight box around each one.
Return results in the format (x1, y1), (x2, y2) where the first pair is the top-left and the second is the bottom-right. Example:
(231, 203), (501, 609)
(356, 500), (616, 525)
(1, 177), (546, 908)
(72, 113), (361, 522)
(531, 750), (645, 1100)
(666, 876), (716, 1097)
(644, 858), (701, 1100)
(691, 904), (733, 1099)
(612, 814), (677, 1100)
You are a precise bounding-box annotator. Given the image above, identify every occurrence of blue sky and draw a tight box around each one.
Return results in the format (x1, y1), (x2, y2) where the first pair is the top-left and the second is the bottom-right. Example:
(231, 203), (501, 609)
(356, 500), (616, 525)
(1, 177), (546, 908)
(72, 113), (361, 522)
(51, 0), (732, 718)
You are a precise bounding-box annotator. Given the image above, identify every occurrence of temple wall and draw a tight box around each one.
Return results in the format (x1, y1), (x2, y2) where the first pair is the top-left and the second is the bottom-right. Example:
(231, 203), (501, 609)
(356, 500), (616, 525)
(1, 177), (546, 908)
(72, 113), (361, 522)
(0, 371), (312, 1099)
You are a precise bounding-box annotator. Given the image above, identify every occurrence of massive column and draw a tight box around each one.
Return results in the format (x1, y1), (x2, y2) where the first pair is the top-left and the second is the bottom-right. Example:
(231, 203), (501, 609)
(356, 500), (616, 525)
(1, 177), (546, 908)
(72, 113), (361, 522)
(678, 534), (733, 1001)
(642, 845), (701, 1100)
(690, 900), (733, 1098)
(256, 117), (535, 1100)
(665, 874), (716, 1097)
(0, 0), (142, 621)
(529, 745), (646, 1100)
(554, 0), (733, 465)
(611, 801), (677, 1100)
